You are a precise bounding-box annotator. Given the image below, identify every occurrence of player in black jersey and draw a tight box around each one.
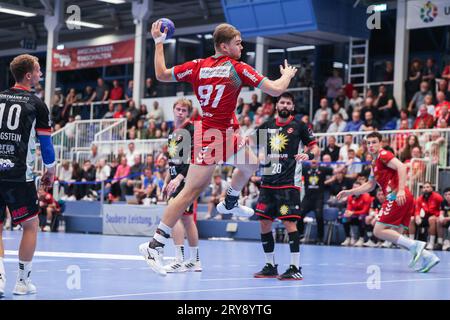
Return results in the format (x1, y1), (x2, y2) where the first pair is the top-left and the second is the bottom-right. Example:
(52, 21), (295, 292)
(438, 187), (450, 251)
(161, 99), (202, 273)
(253, 92), (319, 280)
(0, 54), (56, 296)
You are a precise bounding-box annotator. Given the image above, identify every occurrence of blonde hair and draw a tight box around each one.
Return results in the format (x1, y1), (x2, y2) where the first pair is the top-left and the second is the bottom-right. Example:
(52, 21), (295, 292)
(213, 23), (241, 50)
(173, 98), (193, 115)
(10, 54), (39, 82)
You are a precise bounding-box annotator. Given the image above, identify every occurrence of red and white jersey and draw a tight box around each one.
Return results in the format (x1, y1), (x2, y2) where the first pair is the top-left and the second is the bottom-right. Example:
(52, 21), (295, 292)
(372, 149), (403, 196)
(172, 54), (267, 131)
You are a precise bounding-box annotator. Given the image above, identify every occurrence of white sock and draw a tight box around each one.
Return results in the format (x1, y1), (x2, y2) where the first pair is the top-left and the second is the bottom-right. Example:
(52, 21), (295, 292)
(429, 235), (436, 245)
(265, 252), (275, 266)
(438, 237), (443, 245)
(395, 235), (415, 250)
(409, 234), (415, 239)
(0, 257), (5, 275)
(18, 260), (32, 282)
(226, 186), (240, 197)
(175, 245), (184, 262)
(153, 222), (172, 246)
(290, 252), (300, 269)
(189, 247), (199, 262)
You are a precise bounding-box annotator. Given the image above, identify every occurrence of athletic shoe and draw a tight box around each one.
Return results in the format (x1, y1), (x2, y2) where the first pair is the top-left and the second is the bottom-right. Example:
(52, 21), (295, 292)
(425, 242), (434, 250)
(442, 240), (450, 251)
(216, 201), (254, 218)
(434, 243), (443, 251)
(341, 237), (351, 246)
(363, 239), (377, 247)
(416, 253), (440, 273)
(12, 224), (22, 231)
(254, 263), (278, 278)
(0, 273), (5, 297)
(138, 242), (167, 276)
(164, 260), (187, 273)
(277, 265), (303, 281)
(43, 225), (51, 232)
(408, 240), (426, 268)
(184, 260), (203, 272)
(12, 279), (37, 295)
(354, 238), (364, 247)
(382, 241), (393, 248)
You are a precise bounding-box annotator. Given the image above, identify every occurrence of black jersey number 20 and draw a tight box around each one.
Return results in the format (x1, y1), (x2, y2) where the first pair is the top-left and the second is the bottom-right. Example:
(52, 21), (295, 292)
(0, 103), (22, 131)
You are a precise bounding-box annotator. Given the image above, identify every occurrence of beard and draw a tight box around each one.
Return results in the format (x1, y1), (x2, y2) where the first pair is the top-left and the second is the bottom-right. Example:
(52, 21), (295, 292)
(278, 109), (291, 118)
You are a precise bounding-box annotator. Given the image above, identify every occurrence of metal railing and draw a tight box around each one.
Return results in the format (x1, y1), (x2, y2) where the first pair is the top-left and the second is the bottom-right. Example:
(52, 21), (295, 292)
(94, 118), (127, 142)
(407, 158), (439, 198)
(56, 99), (129, 120)
(94, 139), (167, 163)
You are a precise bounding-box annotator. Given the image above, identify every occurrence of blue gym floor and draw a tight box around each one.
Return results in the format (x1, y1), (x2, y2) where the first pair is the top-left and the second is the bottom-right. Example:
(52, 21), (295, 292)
(1, 230), (449, 300)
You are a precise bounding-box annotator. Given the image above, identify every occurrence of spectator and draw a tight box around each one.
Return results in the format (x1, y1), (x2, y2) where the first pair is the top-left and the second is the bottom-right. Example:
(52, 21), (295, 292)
(436, 103), (450, 126)
(405, 59), (422, 103)
(438, 187), (450, 251)
(113, 103), (125, 118)
(393, 119), (410, 154)
(145, 154), (155, 171)
(360, 110), (380, 131)
(80, 160), (96, 200)
(339, 134), (358, 161)
(334, 88), (349, 111)
(399, 135), (420, 162)
(312, 98), (332, 126)
(239, 103), (254, 122)
(125, 142), (140, 166)
(327, 113), (346, 133)
(383, 60), (393, 81)
(435, 91), (449, 119)
(321, 136), (340, 162)
(345, 149), (362, 180)
(134, 168), (158, 204)
(58, 160), (72, 199)
(249, 93), (261, 113)
(38, 188), (61, 232)
(340, 181), (372, 247)
(110, 80), (123, 100)
(125, 80), (133, 101)
(422, 58), (438, 91)
(145, 121), (157, 139)
(148, 101), (164, 125)
(88, 144), (102, 166)
(413, 105), (434, 129)
(416, 94), (435, 117)
(51, 95), (64, 127)
(111, 157), (131, 201)
(144, 77), (158, 98)
(94, 77), (110, 118)
(262, 96), (275, 118)
(127, 100), (139, 119)
(313, 110), (330, 133)
(95, 158), (111, 181)
(441, 60), (450, 81)
(138, 104), (148, 120)
(374, 84), (398, 129)
(103, 102), (116, 119)
(253, 107), (266, 127)
(396, 108), (413, 129)
(191, 106), (201, 122)
(120, 155), (145, 201)
(63, 88), (78, 119)
(348, 89), (364, 115)
(135, 119), (146, 139)
(126, 111), (137, 129)
(344, 111), (363, 132)
(325, 170), (354, 215)
(68, 162), (83, 201)
(160, 121), (169, 138)
(331, 101), (348, 121)
(425, 132), (446, 166)
(410, 182), (443, 250)
(408, 81), (432, 116)
(206, 174), (227, 219)
(324, 69), (343, 105)
(236, 97), (245, 114)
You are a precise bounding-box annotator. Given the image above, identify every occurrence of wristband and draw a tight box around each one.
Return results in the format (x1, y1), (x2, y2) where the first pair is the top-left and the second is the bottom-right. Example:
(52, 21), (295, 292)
(154, 34), (166, 44)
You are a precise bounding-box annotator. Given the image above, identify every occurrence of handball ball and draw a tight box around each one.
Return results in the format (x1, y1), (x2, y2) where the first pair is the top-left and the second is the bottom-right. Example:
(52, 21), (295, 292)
(159, 18), (175, 39)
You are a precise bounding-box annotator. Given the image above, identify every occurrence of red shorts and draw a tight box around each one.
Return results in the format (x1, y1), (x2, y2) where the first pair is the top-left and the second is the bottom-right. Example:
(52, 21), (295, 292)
(376, 189), (414, 230)
(192, 127), (245, 165)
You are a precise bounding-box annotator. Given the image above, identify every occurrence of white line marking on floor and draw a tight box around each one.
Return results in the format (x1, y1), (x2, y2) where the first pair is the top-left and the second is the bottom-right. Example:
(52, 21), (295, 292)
(99, 268), (112, 271)
(119, 267), (133, 270)
(247, 264), (258, 267)
(35, 270), (49, 273)
(74, 277), (450, 300)
(4, 250), (145, 261)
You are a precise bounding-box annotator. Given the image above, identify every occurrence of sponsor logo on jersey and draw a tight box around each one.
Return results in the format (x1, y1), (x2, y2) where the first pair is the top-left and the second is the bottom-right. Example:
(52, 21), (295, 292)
(199, 66), (231, 79)
(177, 69), (193, 80)
(280, 205), (289, 215)
(0, 158), (15, 171)
(242, 68), (258, 83)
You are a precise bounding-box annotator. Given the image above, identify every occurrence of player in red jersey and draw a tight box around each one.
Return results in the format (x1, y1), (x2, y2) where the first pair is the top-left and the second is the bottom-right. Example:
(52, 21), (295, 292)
(337, 132), (440, 273)
(139, 21), (298, 275)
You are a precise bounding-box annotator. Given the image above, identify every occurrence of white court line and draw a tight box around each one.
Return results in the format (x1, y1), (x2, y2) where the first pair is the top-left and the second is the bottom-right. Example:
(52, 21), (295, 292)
(4, 250), (174, 261)
(74, 277), (450, 300)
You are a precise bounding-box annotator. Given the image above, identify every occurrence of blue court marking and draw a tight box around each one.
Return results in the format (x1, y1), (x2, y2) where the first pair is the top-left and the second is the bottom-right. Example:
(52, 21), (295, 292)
(1, 231), (449, 300)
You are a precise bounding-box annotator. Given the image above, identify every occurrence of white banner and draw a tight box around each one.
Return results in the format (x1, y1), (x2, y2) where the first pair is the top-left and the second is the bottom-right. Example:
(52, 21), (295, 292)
(102, 204), (165, 236)
(407, 0), (450, 29)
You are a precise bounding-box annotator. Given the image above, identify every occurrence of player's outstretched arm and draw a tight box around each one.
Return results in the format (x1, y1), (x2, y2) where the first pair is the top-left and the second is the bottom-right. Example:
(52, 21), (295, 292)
(259, 59), (298, 97)
(151, 20), (174, 82)
(337, 180), (376, 200)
